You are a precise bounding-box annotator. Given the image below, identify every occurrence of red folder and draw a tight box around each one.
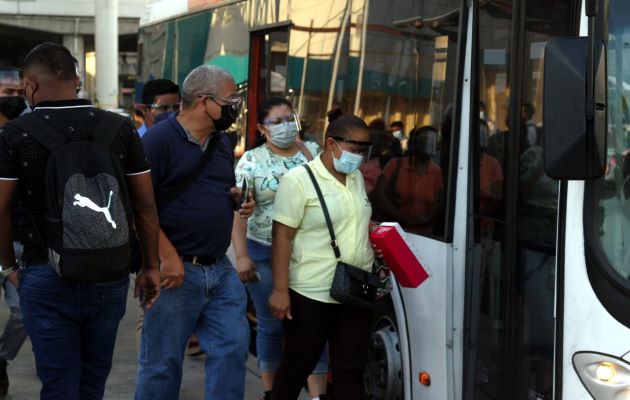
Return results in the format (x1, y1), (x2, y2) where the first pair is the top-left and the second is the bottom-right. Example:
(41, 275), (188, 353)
(370, 223), (431, 288)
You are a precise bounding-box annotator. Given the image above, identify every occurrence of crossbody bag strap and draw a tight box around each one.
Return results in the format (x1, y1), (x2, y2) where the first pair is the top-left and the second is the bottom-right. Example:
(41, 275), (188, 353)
(295, 140), (314, 161)
(302, 164), (341, 259)
(156, 132), (222, 212)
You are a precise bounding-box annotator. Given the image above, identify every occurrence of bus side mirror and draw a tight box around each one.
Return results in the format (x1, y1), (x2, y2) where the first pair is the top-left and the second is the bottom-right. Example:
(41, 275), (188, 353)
(543, 37), (607, 179)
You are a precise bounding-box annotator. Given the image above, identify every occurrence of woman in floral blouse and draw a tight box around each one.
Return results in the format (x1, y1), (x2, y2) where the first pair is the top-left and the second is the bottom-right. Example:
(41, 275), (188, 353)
(232, 97), (328, 400)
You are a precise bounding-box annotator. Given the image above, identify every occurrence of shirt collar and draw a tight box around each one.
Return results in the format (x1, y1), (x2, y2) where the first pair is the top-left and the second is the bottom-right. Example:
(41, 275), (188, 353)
(167, 112), (212, 151)
(34, 99), (92, 109)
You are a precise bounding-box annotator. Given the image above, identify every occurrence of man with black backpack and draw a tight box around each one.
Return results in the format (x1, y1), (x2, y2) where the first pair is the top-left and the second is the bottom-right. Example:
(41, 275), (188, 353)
(0, 43), (161, 399)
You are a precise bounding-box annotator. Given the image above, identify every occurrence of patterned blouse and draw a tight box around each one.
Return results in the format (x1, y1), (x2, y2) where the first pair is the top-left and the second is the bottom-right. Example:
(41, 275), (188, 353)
(235, 141), (320, 245)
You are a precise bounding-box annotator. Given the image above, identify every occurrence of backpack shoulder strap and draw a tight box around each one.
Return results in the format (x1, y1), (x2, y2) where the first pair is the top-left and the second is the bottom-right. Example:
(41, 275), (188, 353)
(93, 112), (128, 146)
(7, 113), (66, 151)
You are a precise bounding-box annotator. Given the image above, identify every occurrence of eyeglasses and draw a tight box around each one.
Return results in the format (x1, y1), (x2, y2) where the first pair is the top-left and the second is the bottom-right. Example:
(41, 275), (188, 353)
(199, 94), (243, 117)
(149, 103), (180, 113)
(330, 136), (372, 156)
(263, 113), (302, 130)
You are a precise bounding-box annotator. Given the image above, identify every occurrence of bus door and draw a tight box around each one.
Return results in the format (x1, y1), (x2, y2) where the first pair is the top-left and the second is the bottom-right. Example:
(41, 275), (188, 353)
(246, 24), (290, 148)
(465, 0), (579, 399)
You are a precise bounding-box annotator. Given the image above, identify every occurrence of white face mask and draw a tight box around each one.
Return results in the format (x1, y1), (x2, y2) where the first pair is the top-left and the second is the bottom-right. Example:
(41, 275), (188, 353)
(266, 121), (299, 148)
(332, 141), (364, 174)
(392, 129), (403, 140)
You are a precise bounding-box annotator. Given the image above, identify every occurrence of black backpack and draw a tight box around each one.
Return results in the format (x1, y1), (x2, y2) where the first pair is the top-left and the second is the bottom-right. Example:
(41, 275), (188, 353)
(9, 111), (138, 283)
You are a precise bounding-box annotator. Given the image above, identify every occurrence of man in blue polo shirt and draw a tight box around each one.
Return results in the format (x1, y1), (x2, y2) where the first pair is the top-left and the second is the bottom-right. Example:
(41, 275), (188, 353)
(135, 65), (254, 400)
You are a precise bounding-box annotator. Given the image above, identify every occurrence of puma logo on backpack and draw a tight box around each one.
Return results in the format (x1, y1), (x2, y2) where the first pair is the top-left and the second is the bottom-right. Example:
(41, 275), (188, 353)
(9, 111), (138, 283)
(73, 191), (117, 229)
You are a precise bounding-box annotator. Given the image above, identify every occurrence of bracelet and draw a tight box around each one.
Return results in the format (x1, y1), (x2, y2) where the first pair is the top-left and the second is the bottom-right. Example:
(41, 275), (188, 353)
(0, 261), (19, 278)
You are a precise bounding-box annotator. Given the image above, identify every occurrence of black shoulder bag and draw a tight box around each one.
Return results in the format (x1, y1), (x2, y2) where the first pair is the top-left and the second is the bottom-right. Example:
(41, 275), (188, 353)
(302, 165), (381, 309)
(155, 133), (221, 212)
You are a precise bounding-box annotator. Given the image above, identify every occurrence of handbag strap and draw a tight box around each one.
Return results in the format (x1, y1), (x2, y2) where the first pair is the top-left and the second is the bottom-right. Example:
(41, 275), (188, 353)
(295, 140), (314, 161)
(302, 164), (341, 259)
(156, 132), (221, 212)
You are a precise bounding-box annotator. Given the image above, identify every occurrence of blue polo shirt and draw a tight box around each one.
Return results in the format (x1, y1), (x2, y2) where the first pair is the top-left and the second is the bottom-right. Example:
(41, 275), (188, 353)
(142, 112), (236, 257)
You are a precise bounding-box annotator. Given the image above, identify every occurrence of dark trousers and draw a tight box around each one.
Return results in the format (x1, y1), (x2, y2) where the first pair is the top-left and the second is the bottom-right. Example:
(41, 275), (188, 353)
(270, 290), (373, 400)
(19, 265), (129, 400)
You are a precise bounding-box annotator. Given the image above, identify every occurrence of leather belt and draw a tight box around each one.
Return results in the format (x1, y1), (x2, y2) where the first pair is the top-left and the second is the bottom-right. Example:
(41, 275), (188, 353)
(181, 255), (221, 266)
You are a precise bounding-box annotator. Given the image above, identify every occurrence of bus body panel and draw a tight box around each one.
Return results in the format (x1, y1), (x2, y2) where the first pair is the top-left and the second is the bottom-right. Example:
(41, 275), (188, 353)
(396, 236), (453, 399)
(562, 186), (630, 395)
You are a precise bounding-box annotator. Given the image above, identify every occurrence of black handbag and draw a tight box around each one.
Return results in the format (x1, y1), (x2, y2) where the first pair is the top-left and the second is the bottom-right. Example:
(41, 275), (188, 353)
(302, 165), (380, 308)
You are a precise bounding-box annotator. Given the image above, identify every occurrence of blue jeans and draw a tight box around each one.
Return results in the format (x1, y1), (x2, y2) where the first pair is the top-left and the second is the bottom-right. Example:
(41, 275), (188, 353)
(245, 239), (328, 373)
(18, 265), (129, 400)
(135, 257), (249, 400)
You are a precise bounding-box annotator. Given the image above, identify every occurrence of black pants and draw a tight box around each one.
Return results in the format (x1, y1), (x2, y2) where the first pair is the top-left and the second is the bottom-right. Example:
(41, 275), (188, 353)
(270, 290), (374, 400)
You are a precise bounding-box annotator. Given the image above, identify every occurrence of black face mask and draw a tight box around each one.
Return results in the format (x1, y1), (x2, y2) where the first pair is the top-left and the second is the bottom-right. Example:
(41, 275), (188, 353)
(206, 100), (237, 131)
(0, 96), (26, 120)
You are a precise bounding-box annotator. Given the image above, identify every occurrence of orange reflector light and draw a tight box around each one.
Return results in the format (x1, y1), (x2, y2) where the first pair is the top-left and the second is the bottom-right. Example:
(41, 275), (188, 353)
(419, 371), (431, 386)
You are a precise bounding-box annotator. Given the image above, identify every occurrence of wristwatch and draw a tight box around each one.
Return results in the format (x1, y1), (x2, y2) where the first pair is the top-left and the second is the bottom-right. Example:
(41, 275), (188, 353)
(0, 261), (19, 278)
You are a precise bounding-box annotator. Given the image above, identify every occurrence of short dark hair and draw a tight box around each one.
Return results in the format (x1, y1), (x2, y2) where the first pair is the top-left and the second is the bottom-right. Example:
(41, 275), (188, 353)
(141, 79), (180, 105)
(257, 97), (292, 124)
(522, 102), (535, 117)
(390, 121), (404, 130)
(368, 118), (385, 132)
(23, 43), (77, 81)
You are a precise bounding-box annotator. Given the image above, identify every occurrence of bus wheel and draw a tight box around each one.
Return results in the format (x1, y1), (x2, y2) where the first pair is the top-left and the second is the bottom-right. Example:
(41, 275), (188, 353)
(365, 306), (403, 400)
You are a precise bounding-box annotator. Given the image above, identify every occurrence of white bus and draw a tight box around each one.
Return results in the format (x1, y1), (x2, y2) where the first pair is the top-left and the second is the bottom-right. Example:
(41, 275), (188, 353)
(137, 0), (630, 398)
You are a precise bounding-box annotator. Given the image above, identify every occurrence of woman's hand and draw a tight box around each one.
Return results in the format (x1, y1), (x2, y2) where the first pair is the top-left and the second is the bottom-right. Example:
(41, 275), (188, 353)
(230, 187), (256, 219)
(269, 289), (292, 320)
(371, 242), (384, 260)
(236, 255), (259, 282)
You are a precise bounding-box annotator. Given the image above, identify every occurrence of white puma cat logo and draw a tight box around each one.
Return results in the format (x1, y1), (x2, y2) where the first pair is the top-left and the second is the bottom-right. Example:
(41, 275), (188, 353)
(72, 191), (117, 229)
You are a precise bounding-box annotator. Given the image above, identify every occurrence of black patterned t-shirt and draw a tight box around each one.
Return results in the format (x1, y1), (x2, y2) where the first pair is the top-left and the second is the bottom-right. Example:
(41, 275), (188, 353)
(0, 99), (150, 262)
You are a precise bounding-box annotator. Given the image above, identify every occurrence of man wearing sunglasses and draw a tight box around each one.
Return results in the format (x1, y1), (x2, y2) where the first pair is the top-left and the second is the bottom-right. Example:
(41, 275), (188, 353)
(135, 79), (181, 137)
(136, 65), (254, 400)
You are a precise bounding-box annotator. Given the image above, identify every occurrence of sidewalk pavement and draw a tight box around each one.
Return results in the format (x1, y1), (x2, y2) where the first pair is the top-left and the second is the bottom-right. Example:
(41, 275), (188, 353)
(0, 281), (310, 400)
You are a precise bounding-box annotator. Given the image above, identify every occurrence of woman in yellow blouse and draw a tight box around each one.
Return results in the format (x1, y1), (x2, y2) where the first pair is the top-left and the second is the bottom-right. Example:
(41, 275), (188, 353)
(269, 111), (375, 400)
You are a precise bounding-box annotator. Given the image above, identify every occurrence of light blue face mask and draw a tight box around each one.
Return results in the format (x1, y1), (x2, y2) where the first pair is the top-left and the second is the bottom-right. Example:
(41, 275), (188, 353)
(266, 121), (299, 148)
(332, 141), (364, 174)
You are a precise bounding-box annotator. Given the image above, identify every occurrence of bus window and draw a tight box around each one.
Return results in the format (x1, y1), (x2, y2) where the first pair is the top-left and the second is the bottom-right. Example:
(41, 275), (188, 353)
(357, 0), (461, 239)
(590, 0), (630, 298)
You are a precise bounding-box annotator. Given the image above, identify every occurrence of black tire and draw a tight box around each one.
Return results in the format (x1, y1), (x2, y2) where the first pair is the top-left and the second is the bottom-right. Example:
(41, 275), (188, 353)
(365, 295), (404, 400)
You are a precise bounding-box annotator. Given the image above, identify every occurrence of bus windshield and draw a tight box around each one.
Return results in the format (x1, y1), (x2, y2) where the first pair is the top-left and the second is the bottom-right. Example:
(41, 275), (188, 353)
(592, 0), (630, 281)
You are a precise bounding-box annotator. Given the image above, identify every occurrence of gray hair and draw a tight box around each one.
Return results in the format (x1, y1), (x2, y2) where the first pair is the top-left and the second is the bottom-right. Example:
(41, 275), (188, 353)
(181, 65), (235, 108)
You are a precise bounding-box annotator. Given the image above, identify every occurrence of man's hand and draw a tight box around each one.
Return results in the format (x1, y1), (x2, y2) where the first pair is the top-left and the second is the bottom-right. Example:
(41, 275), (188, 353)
(269, 288), (292, 320)
(236, 255), (258, 283)
(159, 254), (185, 289)
(230, 187), (256, 219)
(134, 267), (161, 311)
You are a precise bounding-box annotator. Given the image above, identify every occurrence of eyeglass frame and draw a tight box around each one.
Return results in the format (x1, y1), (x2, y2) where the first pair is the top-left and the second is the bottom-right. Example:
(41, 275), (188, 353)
(263, 112), (302, 132)
(148, 103), (181, 113)
(329, 135), (372, 156)
(197, 93), (243, 117)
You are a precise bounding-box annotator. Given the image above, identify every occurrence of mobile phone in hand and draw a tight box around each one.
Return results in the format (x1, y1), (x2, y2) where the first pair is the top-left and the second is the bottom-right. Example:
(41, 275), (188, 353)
(239, 179), (248, 205)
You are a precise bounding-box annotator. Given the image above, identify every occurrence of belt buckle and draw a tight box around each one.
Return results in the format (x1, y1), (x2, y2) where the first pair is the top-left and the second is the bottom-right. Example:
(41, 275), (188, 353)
(191, 256), (201, 266)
